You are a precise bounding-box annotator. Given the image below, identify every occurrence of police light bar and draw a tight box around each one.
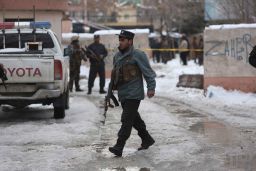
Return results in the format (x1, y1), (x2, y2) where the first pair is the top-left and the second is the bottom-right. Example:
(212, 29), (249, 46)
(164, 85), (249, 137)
(0, 21), (51, 29)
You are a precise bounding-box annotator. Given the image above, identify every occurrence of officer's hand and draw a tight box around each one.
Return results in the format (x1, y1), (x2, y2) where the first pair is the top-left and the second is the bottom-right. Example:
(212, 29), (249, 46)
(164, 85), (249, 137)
(147, 90), (155, 98)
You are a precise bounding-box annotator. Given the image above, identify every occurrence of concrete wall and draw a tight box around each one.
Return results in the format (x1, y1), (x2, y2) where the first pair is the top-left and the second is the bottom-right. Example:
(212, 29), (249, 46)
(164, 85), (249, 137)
(62, 30), (150, 78)
(96, 33), (150, 69)
(204, 24), (256, 92)
(62, 30), (150, 69)
(0, 11), (63, 42)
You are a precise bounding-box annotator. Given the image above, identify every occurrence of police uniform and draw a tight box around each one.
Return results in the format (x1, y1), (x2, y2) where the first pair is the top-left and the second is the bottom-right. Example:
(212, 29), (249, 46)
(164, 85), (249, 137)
(109, 30), (156, 157)
(87, 35), (108, 94)
(68, 37), (86, 92)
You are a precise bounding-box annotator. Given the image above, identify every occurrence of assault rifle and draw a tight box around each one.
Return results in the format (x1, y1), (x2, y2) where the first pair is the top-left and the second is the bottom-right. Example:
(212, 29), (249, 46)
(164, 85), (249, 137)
(84, 45), (101, 62)
(102, 79), (119, 124)
(0, 65), (7, 90)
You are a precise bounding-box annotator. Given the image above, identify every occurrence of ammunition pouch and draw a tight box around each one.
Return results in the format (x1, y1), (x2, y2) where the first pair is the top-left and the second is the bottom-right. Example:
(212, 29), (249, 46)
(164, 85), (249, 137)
(112, 63), (141, 90)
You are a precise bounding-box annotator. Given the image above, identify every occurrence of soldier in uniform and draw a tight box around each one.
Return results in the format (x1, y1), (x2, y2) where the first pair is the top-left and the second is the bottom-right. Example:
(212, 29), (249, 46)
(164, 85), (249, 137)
(108, 30), (156, 157)
(86, 35), (108, 94)
(68, 36), (86, 92)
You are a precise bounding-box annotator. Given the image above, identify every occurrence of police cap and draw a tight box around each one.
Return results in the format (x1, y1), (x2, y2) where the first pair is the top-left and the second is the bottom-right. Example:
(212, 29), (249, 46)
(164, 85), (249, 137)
(94, 34), (100, 38)
(118, 30), (135, 39)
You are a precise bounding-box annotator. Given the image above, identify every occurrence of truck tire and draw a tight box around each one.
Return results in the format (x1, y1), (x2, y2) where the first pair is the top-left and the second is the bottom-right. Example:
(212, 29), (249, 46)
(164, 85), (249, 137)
(53, 93), (66, 119)
(54, 106), (65, 119)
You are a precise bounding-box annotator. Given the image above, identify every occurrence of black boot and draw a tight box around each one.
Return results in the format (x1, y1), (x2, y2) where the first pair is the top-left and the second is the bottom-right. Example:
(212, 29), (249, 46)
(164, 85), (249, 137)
(138, 135), (155, 151)
(69, 81), (73, 92)
(99, 88), (106, 94)
(87, 88), (92, 95)
(109, 139), (125, 157)
(76, 88), (84, 92)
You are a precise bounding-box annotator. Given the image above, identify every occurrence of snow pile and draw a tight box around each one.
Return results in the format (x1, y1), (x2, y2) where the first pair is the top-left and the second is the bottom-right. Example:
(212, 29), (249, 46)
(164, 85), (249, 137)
(153, 57), (256, 126)
(206, 85), (256, 107)
(153, 58), (204, 95)
(94, 29), (150, 35)
(206, 23), (256, 30)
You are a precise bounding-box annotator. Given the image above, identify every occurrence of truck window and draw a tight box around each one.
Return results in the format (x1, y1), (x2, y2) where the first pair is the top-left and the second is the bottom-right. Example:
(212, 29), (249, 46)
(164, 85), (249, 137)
(4, 34), (19, 48)
(0, 33), (54, 49)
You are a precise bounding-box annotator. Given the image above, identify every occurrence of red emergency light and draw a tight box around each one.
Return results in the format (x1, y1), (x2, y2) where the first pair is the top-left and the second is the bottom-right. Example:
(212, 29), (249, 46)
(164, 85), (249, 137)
(0, 22), (15, 29)
(0, 21), (51, 29)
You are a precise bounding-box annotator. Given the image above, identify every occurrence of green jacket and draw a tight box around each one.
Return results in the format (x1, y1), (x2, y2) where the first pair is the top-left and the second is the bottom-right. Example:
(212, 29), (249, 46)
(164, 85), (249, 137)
(113, 46), (156, 102)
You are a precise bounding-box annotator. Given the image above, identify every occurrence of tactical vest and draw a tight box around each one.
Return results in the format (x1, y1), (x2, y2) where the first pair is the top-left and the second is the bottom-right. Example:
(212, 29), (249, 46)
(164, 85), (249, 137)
(112, 56), (141, 90)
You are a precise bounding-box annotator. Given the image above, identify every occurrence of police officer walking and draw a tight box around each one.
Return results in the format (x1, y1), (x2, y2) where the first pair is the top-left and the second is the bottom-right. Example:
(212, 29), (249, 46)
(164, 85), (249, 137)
(68, 36), (86, 92)
(86, 35), (108, 94)
(108, 30), (156, 157)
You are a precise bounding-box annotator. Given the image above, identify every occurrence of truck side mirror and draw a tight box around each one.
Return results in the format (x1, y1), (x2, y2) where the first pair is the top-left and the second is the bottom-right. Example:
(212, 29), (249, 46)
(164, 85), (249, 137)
(64, 48), (69, 57)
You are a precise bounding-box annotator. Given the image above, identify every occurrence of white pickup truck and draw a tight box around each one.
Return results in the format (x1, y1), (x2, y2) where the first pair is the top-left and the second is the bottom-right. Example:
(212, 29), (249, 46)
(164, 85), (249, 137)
(0, 22), (69, 119)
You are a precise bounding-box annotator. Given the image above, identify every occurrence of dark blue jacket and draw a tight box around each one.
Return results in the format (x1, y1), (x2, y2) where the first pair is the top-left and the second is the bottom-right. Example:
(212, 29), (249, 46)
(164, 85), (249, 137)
(87, 42), (108, 66)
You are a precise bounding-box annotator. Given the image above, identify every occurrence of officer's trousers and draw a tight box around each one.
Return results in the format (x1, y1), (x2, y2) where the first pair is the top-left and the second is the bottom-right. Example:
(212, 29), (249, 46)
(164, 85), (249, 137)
(180, 52), (188, 65)
(69, 67), (80, 90)
(117, 99), (151, 145)
(88, 64), (105, 90)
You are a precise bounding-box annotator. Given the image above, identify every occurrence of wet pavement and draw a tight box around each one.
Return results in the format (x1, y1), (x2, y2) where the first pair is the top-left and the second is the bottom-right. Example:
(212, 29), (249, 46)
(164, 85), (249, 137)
(144, 96), (256, 171)
(79, 95), (256, 171)
(1, 93), (256, 171)
(101, 167), (151, 171)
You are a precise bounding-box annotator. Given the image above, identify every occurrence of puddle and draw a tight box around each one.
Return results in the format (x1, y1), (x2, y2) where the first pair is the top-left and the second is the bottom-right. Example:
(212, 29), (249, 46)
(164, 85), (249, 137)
(91, 142), (108, 153)
(175, 109), (205, 118)
(189, 121), (234, 145)
(101, 167), (150, 171)
(225, 154), (256, 170)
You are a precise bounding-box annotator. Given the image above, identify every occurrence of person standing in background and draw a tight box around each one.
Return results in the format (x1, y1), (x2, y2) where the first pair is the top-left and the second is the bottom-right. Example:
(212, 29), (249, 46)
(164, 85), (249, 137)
(86, 35), (108, 95)
(68, 36), (86, 92)
(179, 35), (189, 65)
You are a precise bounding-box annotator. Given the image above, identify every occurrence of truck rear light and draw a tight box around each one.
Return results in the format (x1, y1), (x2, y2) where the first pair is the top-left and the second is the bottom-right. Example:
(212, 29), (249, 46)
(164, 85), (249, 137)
(54, 60), (62, 80)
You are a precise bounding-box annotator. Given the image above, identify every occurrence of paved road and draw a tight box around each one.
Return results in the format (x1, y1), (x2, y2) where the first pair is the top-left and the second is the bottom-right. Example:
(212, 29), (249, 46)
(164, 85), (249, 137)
(0, 92), (255, 171)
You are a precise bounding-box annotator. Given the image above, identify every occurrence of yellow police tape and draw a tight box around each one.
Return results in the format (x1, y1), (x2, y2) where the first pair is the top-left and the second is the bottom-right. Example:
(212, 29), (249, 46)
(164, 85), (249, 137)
(143, 48), (203, 52)
(107, 48), (203, 52)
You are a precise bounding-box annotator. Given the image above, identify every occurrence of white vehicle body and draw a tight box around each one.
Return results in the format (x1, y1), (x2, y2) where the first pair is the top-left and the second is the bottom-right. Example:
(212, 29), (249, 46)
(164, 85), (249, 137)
(0, 28), (69, 118)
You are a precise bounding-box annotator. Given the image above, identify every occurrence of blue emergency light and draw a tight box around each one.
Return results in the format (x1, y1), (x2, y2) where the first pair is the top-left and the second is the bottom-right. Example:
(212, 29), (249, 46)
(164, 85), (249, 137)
(30, 21), (51, 29)
(0, 21), (51, 29)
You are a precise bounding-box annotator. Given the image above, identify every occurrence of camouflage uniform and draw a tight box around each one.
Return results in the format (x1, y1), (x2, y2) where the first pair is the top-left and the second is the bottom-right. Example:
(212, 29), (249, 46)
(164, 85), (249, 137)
(68, 40), (86, 92)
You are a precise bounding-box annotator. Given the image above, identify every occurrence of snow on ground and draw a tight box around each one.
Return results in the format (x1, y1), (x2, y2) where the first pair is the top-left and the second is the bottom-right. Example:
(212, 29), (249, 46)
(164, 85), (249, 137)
(0, 96), (101, 170)
(149, 58), (256, 127)
(0, 56), (255, 170)
(80, 57), (256, 128)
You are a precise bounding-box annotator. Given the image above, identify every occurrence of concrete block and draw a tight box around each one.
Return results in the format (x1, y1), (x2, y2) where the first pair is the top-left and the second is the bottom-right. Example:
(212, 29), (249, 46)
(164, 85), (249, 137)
(177, 74), (204, 89)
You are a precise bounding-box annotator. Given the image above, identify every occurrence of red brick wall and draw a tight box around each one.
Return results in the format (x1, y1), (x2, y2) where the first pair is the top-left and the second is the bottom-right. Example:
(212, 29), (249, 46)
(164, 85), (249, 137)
(204, 77), (256, 93)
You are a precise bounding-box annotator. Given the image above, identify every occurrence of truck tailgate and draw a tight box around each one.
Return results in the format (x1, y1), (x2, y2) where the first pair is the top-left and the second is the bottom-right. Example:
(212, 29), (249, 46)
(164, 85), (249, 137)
(0, 56), (54, 83)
